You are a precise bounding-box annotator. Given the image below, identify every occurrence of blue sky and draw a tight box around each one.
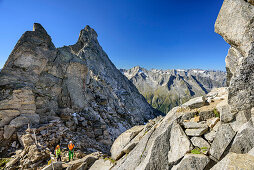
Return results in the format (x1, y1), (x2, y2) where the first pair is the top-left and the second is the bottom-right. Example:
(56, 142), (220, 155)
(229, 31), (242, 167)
(0, 0), (229, 70)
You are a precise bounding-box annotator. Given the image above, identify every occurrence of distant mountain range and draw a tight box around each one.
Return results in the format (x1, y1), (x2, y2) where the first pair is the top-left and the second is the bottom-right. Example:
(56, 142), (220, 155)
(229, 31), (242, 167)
(120, 66), (227, 113)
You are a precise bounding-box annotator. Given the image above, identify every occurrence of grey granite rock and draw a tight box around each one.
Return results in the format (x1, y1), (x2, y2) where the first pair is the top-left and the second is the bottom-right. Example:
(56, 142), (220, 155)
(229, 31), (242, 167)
(215, 0), (254, 122)
(111, 108), (188, 170)
(110, 125), (144, 160)
(185, 127), (208, 137)
(172, 154), (210, 170)
(210, 124), (236, 161)
(211, 152), (254, 170)
(182, 122), (208, 129)
(216, 100), (234, 123)
(248, 147), (254, 156)
(182, 96), (206, 109)
(191, 137), (210, 154)
(168, 123), (193, 165)
(230, 121), (254, 154)
(89, 159), (113, 170)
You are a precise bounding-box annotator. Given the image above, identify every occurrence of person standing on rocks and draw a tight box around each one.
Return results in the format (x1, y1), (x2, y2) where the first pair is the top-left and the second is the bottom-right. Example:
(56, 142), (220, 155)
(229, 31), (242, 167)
(68, 141), (75, 161)
(55, 145), (61, 161)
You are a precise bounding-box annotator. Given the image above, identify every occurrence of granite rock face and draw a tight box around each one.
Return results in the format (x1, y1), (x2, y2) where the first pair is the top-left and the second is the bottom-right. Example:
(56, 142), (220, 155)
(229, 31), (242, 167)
(172, 154), (210, 170)
(211, 152), (254, 170)
(209, 124), (236, 161)
(229, 120), (254, 154)
(215, 0), (254, 122)
(0, 23), (160, 154)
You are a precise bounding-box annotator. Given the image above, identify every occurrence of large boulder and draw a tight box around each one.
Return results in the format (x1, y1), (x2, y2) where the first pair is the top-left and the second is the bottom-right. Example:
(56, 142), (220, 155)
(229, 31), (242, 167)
(42, 162), (62, 170)
(230, 121), (254, 153)
(216, 100), (234, 123)
(172, 154), (210, 170)
(185, 127), (208, 137)
(190, 137), (210, 154)
(111, 108), (192, 170)
(210, 124), (236, 161)
(167, 123), (193, 165)
(110, 125), (144, 160)
(181, 122), (208, 129)
(182, 96), (206, 109)
(89, 159), (113, 170)
(64, 152), (100, 170)
(211, 152), (254, 170)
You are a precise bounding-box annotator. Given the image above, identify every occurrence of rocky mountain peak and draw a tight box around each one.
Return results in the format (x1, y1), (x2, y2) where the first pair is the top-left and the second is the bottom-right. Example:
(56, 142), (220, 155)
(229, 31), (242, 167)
(0, 23), (160, 158)
(33, 23), (48, 34)
(76, 25), (98, 46)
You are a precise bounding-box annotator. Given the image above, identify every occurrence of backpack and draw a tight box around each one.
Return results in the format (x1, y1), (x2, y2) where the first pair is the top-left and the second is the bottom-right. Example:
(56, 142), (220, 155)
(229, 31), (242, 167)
(68, 143), (74, 150)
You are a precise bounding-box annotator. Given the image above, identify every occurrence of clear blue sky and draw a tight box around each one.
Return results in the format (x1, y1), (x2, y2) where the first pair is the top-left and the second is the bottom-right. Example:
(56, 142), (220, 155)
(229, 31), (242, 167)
(0, 0), (229, 70)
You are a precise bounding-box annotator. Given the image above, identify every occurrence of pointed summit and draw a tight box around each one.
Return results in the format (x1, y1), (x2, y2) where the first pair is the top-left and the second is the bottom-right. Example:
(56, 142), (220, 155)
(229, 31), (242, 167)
(78, 25), (98, 43)
(33, 23), (48, 34)
(70, 25), (99, 54)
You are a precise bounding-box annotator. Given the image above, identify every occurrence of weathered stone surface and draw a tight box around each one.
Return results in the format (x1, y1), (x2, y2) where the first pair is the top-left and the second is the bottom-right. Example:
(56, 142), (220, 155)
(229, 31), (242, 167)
(216, 100), (234, 123)
(190, 116), (200, 122)
(204, 130), (217, 143)
(211, 152), (254, 170)
(230, 121), (254, 153)
(191, 137), (210, 154)
(204, 121), (221, 143)
(182, 96), (206, 109)
(206, 117), (219, 128)
(111, 108), (181, 170)
(210, 124), (236, 161)
(199, 110), (215, 121)
(110, 125), (144, 160)
(4, 125), (15, 139)
(64, 152), (99, 170)
(185, 127), (208, 137)
(9, 114), (39, 128)
(215, 0), (254, 121)
(248, 147), (254, 156)
(0, 116), (15, 127)
(89, 159), (113, 170)
(168, 122), (193, 165)
(172, 154), (210, 170)
(42, 162), (62, 170)
(20, 133), (34, 147)
(182, 122), (208, 129)
(0, 110), (20, 119)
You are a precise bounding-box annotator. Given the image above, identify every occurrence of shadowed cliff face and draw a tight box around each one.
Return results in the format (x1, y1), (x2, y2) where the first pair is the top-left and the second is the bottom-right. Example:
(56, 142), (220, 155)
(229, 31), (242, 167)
(0, 23), (161, 154)
(121, 66), (226, 113)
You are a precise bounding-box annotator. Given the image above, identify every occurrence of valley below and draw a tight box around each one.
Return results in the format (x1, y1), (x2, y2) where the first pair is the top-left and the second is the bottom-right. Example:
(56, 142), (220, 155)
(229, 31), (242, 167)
(121, 66), (226, 113)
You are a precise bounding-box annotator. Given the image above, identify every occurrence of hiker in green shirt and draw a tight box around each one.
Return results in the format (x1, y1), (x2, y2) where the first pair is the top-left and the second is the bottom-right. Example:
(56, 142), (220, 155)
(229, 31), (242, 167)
(55, 145), (61, 161)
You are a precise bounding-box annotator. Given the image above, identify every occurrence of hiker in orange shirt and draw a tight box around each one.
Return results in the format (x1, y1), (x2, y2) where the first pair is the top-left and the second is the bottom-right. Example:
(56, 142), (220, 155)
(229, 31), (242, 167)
(68, 141), (75, 161)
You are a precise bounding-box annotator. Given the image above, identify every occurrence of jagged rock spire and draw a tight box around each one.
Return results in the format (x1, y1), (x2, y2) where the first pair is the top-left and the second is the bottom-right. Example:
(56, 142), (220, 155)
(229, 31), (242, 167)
(33, 23), (48, 34)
